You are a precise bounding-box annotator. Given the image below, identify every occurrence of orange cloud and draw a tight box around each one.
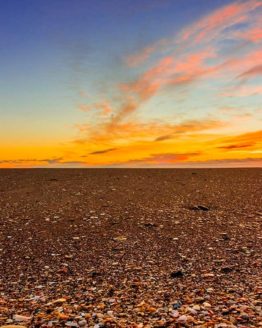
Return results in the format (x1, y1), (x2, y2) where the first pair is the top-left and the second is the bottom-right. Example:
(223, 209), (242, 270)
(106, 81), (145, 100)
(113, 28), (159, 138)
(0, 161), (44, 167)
(215, 130), (262, 152)
(122, 152), (202, 165)
(78, 101), (112, 116)
(89, 148), (117, 155)
(75, 118), (225, 146)
(218, 143), (254, 150)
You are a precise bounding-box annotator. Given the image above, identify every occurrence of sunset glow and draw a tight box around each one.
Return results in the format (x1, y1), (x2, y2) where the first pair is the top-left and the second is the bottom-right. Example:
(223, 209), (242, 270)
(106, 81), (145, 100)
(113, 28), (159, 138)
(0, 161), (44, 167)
(1, 0), (261, 167)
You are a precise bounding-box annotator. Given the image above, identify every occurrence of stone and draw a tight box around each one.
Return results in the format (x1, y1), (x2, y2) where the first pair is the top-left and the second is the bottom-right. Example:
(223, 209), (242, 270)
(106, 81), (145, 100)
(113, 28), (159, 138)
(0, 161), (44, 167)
(65, 322), (78, 327)
(13, 315), (31, 322)
(177, 315), (188, 323)
(172, 301), (182, 309)
(191, 205), (209, 211)
(170, 270), (184, 278)
(78, 319), (87, 327)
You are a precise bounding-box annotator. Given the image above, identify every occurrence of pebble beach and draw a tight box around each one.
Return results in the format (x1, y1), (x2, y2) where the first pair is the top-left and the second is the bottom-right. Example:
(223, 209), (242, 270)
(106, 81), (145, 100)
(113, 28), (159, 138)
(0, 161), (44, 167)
(0, 168), (261, 327)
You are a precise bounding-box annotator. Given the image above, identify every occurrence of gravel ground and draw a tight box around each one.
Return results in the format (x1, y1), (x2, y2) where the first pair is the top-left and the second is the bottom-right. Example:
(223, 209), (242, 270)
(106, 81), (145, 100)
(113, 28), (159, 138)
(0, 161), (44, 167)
(0, 168), (261, 328)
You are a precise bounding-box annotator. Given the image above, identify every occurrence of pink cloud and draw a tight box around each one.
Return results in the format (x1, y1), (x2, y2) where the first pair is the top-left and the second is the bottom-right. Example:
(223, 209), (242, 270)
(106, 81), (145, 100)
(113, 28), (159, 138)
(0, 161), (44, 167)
(238, 64), (262, 79)
(78, 101), (112, 116)
(113, 49), (216, 125)
(240, 27), (262, 43)
(223, 85), (262, 97)
(125, 0), (262, 67)
(180, 1), (261, 45)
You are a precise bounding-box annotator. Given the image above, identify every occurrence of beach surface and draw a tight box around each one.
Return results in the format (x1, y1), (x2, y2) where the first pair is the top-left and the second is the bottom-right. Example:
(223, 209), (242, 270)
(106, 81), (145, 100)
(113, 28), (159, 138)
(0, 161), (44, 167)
(0, 169), (261, 327)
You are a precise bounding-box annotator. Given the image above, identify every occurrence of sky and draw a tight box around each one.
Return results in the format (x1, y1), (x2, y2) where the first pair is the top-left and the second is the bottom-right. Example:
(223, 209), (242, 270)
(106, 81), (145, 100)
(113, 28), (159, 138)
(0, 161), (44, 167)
(0, 0), (261, 168)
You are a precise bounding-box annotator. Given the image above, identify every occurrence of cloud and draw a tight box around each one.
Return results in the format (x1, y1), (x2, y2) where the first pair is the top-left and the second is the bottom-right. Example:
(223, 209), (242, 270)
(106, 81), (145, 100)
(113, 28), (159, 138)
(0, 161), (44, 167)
(111, 49), (217, 126)
(113, 151), (202, 166)
(154, 134), (173, 142)
(73, 1), (261, 145)
(217, 143), (254, 150)
(89, 148), (117, 155)
(107, 2), (261, 127)
(222, 85), (262, 97)
(75, 118), (225, 146)
(180, 1), (261, 45)
(78, 101), (112, 116)
(215, 130), (262, 152)
(238, 27), (262, 43)
(106, 156), (262, 168)
(125, 0), (262, 67)
(186, 158), (262, 167)
(125, 39), (170, 67)
(238, 64), (262, 79)
(0, 157), (64, 165)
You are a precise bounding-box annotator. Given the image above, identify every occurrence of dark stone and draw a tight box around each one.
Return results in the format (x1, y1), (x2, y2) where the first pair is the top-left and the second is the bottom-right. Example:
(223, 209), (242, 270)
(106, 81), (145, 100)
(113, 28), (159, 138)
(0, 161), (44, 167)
(221, 266), (234, 273)
(144, 222), (158, 228)
(170, 270), (184, 278)
(107, 288), (114, 297)
(172, 301), (182, 309)
(190, 205), (209, 211)
(221, 233), (230, 240)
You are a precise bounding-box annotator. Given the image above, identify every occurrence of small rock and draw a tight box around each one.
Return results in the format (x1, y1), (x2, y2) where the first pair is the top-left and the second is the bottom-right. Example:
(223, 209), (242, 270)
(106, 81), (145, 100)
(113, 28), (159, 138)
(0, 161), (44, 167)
(221, 233), (230, 240)
(202, 273), (215, 278)
(203, 302), (212, 308)
(193, 304), (201, 311)
(173, 301), (182, 309)
(13, 315), (31, 322)
(170, 270), (184, 278)
(177, 315), (188, 323)
(78, 319), (87, 327)
(170, 310), (179, 318)
(191, 205), (209, 211)
(65, 322), (78, 327)
(113, 236), (127, 242)
(221, 266), (234, 273)
(144, 222), (158, 228)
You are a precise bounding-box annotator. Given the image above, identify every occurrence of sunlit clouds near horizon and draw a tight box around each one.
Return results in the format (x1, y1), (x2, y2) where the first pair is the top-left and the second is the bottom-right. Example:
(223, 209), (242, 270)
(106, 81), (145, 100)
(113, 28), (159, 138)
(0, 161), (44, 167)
(0, 0), (261, 167)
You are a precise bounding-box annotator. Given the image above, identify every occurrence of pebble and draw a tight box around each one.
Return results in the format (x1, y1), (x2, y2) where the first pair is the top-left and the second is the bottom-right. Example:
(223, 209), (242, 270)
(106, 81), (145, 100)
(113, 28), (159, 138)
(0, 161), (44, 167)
(13, 315), (31, 322)
(65, 321), (78, 327)
(78, 319), (87, 326)
(170, 270), (184, 278)
(170, 310), (179, 317)
(177, 314), (188, 323)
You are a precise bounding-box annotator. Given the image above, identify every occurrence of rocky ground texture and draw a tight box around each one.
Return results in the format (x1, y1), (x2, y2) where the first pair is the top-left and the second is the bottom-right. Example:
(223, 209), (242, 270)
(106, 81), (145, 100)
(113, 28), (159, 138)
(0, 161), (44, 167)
(0, 168), (261, 328)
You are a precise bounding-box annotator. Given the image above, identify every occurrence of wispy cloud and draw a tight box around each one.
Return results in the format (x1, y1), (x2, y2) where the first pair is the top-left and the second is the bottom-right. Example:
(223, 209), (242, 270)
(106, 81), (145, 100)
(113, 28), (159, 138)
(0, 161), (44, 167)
(97, 1), (262, 131)
(218, 143), (254, 150)
(222, 85), (262, 97)
(238, 64), (262, 79)
(107, 157), (262, 168)
(89, 148), (117, 155)
(126, 0), (262, 66)
(109, 151), (202, 166)
(78, 101), (112, 116)
(75, 118), (225, 146)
